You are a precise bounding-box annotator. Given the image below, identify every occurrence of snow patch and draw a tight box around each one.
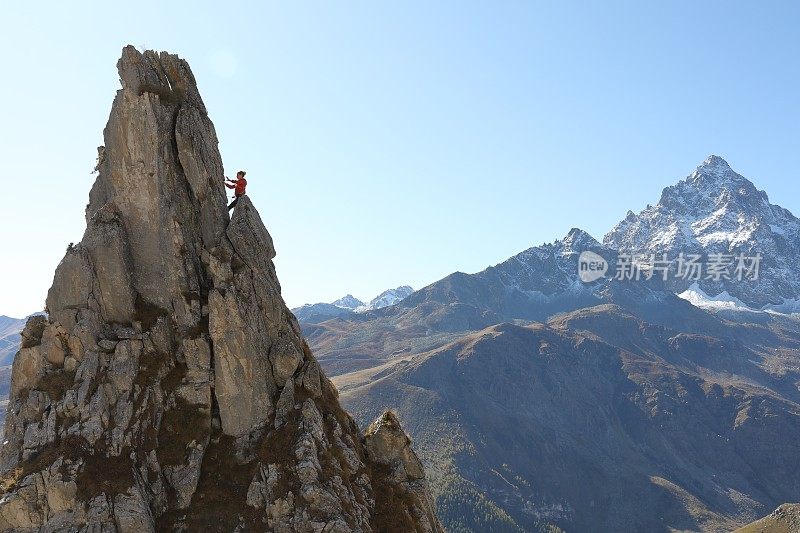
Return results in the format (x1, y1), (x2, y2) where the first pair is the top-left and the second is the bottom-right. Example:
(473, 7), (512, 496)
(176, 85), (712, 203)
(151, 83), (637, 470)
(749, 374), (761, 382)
(355, 286), (414, 312)
(677, 283), (751, 311)
(679, 284), (800, 315)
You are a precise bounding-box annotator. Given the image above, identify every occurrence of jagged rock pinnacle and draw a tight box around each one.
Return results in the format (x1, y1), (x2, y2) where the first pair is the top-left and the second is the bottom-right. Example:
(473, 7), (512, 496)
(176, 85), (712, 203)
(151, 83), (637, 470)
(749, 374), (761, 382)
(689, 154), (743, 186)
(700, 154), (731, 169)
(0, 46), (442, 532)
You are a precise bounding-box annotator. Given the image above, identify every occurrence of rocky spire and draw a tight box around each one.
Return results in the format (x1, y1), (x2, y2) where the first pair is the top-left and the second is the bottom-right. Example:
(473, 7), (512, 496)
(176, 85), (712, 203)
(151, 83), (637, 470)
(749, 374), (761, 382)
(0, 46), (442, 532)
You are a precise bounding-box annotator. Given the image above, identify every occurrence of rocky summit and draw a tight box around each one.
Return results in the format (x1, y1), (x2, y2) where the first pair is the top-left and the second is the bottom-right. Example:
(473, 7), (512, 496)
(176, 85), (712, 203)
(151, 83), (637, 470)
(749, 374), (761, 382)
(0, 46), (441, 533)
(604, 155), (800, 309)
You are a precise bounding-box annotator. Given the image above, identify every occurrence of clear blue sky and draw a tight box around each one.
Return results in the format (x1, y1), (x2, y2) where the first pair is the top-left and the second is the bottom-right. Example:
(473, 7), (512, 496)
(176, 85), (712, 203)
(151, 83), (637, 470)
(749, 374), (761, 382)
(1, 1), (798, 317)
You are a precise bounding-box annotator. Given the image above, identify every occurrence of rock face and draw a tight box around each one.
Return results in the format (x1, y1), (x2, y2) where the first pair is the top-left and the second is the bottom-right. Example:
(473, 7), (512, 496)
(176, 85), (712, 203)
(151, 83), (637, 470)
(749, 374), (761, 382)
(0, 46), (442, 533)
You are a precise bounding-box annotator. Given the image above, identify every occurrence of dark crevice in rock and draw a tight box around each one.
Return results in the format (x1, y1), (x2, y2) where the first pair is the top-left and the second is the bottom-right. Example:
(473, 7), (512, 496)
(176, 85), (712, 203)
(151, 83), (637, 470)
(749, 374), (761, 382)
(133, 294), (169, 332)
(76, 446), (136, 501)
(36, 370), (76, 402)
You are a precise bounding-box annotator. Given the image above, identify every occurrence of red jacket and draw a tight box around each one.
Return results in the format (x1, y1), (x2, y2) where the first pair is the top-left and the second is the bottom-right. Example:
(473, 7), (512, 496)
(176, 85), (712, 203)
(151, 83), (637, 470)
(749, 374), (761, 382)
(226, 177), (247, 196)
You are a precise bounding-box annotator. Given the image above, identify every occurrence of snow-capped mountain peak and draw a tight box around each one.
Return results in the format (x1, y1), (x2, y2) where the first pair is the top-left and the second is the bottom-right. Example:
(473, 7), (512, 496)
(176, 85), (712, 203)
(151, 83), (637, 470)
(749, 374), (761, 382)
(604, 156), (800, 308)
(293, 286), (415, 322)
(332, 294), (364, 310)
(653, 155), (767, 217)
(561, 228), (603, 255)
(356, 286), (415, 312)
(690, 154), (735, 181)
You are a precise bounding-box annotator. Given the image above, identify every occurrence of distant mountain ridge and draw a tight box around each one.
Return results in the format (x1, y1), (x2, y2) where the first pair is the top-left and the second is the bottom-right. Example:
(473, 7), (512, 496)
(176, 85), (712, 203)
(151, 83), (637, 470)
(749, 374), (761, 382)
(331, 294), (364, 309)
(297, 155), (799, 325)
(358, 285), (414, 312)
(381, 156), (800, 322)
(298, 155), (800, 532)
(293, 285), (414, 322)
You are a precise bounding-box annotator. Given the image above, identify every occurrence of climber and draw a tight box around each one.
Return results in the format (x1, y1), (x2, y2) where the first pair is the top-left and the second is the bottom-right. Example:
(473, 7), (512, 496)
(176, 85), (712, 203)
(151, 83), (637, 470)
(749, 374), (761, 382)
(225, 170), (247, 210)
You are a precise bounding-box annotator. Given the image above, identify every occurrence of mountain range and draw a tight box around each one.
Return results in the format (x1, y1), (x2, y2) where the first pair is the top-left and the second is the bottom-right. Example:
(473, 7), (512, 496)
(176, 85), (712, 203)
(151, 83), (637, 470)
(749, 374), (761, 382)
(298, 156), (800, 532)
(293, 285), (414, 322)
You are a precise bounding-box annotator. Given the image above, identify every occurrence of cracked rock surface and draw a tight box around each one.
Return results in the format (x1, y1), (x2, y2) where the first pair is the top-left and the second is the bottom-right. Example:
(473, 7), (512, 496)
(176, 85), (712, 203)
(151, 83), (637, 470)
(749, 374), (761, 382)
(0, 46), (442, 533)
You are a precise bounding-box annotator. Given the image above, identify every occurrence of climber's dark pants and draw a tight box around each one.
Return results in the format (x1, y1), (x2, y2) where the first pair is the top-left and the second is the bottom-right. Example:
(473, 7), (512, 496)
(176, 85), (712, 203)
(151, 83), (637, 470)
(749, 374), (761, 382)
(228, 195), (242, 211)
